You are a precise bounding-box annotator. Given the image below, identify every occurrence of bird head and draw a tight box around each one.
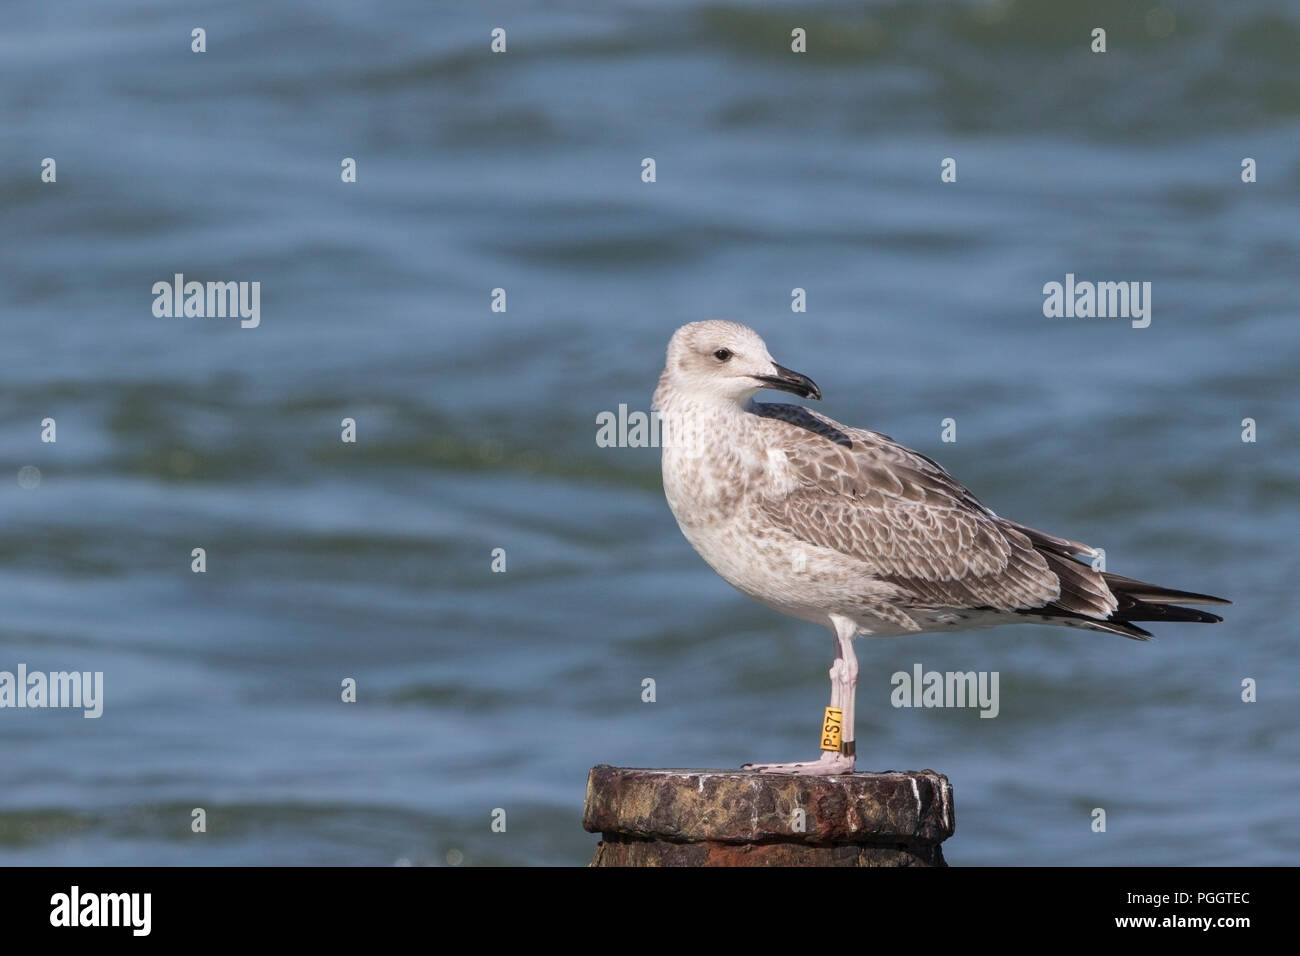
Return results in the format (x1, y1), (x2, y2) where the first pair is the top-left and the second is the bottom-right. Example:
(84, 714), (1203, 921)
(661, 320), (821, 405)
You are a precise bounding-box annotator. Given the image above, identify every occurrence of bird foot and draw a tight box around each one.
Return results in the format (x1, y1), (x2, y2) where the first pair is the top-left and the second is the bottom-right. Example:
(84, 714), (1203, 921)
(742, 751), (855, 775)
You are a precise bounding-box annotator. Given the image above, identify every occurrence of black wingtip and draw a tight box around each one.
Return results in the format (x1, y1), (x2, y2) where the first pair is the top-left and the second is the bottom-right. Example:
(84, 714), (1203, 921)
(1101, 572), (1231, 607)
(1117, 604), (1225, 625)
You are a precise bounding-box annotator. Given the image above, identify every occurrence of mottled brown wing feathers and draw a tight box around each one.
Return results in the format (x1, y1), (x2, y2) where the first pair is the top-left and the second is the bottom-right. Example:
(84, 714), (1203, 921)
(754, 404), (1063, 612)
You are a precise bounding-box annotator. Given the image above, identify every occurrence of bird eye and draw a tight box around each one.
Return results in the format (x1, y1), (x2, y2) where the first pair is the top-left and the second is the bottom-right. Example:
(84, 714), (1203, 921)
(713, 349), (733, 361)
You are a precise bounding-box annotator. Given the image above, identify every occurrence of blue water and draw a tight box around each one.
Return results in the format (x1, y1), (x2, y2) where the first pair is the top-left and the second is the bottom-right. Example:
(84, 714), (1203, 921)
(1, 0), (1297, 865)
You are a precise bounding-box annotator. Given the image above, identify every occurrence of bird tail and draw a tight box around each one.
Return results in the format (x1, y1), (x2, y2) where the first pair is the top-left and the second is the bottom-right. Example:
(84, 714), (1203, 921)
(1011, 526), (1231, 641)
(1100, 571), (1231, 607)
(1101, 572), (1229, 626)
(1046, 570), (1230, 641)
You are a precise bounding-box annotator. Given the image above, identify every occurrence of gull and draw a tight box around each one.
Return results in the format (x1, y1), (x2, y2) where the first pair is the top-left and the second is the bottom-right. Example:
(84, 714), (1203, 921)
(652, 320), (1229, 775)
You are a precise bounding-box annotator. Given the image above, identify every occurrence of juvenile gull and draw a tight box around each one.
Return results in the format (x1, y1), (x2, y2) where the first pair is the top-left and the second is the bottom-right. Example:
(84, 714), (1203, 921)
(652, 320), (1229, 775)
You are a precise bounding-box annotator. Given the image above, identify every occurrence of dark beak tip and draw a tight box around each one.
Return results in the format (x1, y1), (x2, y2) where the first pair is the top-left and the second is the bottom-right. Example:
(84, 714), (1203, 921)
(757, 365), (821, 401)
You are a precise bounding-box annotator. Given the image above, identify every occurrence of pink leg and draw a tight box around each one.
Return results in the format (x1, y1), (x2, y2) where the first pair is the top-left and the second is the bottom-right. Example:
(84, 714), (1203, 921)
(743, 617), (859, 775)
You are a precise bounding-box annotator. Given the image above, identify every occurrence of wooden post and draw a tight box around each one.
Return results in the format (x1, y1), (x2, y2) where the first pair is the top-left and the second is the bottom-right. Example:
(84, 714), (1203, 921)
(583, 765), (954, 866)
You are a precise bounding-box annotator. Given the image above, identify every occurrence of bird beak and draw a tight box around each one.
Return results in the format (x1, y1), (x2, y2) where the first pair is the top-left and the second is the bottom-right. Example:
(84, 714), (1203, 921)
(754, 364), (822, 401)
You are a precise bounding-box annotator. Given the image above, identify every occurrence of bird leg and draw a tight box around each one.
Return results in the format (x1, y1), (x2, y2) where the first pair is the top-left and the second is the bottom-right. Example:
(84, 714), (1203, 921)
(836, 617), (859, 760)
(743, 618), (858, 775)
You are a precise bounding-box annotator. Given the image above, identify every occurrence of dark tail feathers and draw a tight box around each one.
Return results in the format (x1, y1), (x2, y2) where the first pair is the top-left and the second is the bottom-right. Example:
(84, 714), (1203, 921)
(1018, 569), (1230, 641)
(1103, 571), (1228, 629)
